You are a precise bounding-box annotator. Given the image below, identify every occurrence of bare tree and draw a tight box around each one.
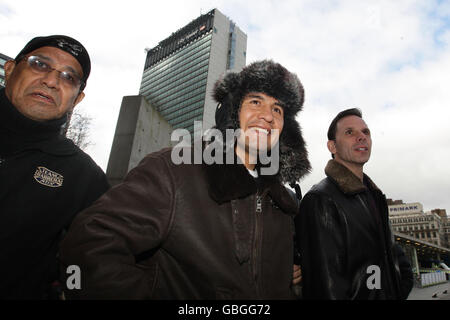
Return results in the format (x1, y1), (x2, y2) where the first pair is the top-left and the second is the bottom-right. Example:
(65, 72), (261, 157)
(65, 109), (93, 150)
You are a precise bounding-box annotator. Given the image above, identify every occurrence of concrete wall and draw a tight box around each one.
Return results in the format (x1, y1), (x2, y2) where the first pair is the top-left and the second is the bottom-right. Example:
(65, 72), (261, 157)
(106, 95), (173, 186)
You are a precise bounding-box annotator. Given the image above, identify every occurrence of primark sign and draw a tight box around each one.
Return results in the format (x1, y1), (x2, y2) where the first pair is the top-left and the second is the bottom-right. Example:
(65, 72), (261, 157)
(389, 202), (423, 214)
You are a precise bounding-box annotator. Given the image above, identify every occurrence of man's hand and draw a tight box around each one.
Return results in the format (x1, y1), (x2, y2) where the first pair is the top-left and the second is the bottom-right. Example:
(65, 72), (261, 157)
(292, 264), (302, 285)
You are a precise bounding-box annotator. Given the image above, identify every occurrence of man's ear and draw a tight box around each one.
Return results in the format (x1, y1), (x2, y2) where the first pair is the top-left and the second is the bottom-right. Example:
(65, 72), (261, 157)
(327, 140), (336, 155)
(73, 91), (85, 109)
(4, 60), (17, 83)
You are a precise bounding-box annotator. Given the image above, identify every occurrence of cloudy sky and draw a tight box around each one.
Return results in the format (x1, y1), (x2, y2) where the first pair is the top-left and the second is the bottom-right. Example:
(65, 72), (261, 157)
(2, 0), (450, 213)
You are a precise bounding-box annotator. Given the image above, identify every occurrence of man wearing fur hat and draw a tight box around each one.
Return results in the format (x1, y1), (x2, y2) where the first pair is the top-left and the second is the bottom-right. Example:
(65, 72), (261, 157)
(0, 35), (109, 299)
(60, 60), (310, 299)
(295, 108), (412, 299)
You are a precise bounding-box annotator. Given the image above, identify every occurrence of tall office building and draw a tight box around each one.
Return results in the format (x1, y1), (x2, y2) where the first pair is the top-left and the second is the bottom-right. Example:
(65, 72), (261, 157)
(139, 8), (247, 134)
(107, 8), (247, 185)
(0, 53), (12, 88)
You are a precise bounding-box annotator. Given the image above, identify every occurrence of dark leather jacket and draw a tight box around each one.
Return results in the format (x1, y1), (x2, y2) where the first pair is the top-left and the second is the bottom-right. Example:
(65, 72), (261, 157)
(295, 160), (403, 300)
(60, 147), (299, 299)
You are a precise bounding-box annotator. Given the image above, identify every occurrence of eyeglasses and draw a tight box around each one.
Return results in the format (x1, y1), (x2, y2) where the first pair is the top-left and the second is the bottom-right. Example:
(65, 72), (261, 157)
(19, 55), (84, 90)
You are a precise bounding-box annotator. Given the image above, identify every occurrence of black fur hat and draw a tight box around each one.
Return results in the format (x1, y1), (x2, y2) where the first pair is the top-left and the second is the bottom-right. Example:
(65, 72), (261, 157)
(213, 59), (311, 184)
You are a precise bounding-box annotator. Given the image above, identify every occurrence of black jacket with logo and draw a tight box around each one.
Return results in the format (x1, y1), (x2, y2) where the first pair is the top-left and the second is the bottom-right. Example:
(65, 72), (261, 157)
(0, 88), (109, 299)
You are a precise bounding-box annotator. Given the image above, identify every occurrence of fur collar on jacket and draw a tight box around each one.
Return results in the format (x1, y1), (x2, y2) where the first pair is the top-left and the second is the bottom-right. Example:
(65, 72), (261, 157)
(325, 159), (380, 195)
(204, 161), (298, 216)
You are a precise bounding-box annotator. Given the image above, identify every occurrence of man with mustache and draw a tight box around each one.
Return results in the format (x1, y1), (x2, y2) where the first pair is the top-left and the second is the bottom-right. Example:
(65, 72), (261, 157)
(0, 35), (109, 299)
(60, 60), (310, 299)
(295, 108), (412, 299)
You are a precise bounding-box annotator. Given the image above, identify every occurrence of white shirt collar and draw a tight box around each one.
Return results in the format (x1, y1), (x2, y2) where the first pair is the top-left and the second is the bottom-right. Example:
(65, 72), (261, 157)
(247, 168), (258, 178)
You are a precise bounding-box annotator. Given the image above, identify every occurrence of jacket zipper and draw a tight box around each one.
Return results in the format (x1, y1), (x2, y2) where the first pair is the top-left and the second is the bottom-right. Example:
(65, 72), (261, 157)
(256, 195), (262, 213)
(253, 194), (263, 297)
(377, 192), (401, 299)
(357, 194), (397, 298)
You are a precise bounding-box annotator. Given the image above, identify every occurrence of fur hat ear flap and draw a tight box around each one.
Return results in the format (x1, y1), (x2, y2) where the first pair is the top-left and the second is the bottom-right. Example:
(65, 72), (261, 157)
(278, 117), (311, 183)
(213, 72), (242, 131)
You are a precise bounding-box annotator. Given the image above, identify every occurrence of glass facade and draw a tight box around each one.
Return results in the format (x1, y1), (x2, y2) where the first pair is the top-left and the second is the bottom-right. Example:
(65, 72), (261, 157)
(139, 10), (216, 134)
(138, 9), (246, 136)
(227, 22), (236, 70)
(140, 33), (212, 133)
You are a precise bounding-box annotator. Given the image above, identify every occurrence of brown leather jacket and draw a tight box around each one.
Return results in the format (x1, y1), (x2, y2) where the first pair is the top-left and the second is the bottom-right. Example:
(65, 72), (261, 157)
(60, 148), (299, 299)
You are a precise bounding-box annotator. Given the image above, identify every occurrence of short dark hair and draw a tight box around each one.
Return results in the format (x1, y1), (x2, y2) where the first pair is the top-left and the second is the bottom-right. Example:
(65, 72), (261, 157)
(327, 108), (363, 141)
(327, 108), (363, 159)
